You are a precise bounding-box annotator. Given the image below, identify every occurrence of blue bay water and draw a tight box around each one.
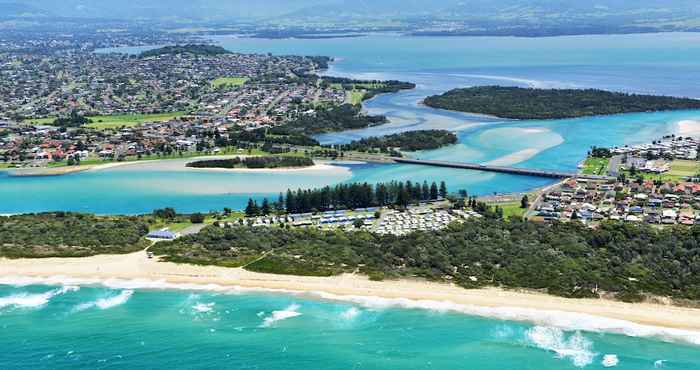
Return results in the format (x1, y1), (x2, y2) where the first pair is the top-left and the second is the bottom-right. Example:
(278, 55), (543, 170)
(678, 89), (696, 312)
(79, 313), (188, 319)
(5, 33), (700, 214)
(1, 283), (699, 369)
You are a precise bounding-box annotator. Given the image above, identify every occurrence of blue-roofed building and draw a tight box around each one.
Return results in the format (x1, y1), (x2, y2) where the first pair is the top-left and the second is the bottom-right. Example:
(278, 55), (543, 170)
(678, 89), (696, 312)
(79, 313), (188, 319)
(147, 230), (177, 240)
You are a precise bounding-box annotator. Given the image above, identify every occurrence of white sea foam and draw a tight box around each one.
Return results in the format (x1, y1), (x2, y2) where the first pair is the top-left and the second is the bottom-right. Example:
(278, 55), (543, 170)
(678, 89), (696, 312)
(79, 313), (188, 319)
(260, 304), (302, 328)
(526, 326), (596, 367)
(0, 286), (78, 309)
(311, 291), (700, 346)
(340, 307), (360, 320)
(602, 354), (619, 367)
(654, 360), (666, 368)
(4, 275), (700, 347)
(193, 302), (215, 313)
(74, 290), (133, 311)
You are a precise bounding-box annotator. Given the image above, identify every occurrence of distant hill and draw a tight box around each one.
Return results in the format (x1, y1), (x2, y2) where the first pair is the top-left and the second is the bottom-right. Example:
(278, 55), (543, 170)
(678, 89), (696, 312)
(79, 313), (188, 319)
(0, 2), (50, 18)
(5, 0), (700, 35)
(139, 44), (231, 58)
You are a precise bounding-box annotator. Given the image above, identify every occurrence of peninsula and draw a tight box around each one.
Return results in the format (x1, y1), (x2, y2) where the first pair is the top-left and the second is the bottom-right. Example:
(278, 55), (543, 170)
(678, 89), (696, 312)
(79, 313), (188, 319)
(424, 86), (700, 120)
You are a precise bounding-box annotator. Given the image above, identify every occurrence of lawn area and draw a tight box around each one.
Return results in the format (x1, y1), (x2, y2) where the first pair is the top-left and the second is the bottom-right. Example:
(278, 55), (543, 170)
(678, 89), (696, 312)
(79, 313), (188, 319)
(669, 160), (700, 177)
(488, 200), (527, 220)
(212, 77), (249, 88)
(85, 112), (185, 129)
(581, 157), (610, 176)
(348, 90), (366, 105)
(622, 160), (700, 182)
(25, 112), (186, 129)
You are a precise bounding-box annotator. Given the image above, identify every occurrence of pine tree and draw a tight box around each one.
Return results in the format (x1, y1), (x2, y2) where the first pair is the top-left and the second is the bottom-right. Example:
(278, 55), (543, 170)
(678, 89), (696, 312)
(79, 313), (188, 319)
(439, 181), (448, 199)
(245, 198), (260, 217)
(261, 198), (271, 216)
(430, 182), (439, 200)
(422, 181), (430, 200)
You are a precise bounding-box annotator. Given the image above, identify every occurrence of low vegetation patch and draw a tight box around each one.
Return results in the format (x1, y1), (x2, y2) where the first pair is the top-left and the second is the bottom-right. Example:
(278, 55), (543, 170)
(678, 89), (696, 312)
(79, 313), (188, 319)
(0, 213), (149, 258)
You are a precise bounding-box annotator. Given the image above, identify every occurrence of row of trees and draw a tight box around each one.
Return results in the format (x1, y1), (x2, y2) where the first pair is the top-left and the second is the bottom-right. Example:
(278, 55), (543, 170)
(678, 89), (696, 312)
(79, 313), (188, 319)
(244, 181), (449, 217)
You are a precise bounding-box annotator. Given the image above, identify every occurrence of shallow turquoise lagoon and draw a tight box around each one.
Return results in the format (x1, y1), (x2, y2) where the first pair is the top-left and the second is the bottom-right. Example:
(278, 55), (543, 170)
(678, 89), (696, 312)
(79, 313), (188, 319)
(5, 32), (700, 215)
(1, 283), (699, 370)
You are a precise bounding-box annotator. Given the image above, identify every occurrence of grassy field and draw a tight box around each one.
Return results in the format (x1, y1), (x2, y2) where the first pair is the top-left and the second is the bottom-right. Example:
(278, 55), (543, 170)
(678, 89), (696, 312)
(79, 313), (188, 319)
(85, 112), (185, 129)
(212, 77), (249, 88)
(581, 157), (610, 176)
(669, 160), (700, 177)
(25, 112), (186, 129)
(622, 160), (700, 182)
(348, 91), (366, 105)
(487, 200), (527, 220)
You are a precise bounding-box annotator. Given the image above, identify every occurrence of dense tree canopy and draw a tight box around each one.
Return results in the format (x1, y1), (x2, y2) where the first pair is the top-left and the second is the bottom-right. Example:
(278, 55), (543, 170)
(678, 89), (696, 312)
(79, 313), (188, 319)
(140, 44), (231, 58)
(424, 86), (700, 120)
(151, 219), (700, 303)
(186, 156), (314, 169)
(335, 130), (458, 153)
(283, 104), (388, 134)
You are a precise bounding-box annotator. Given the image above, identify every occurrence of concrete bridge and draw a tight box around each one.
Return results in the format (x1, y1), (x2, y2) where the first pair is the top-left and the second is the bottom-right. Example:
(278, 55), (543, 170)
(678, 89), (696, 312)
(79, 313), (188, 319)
(391, 158), (614, 181)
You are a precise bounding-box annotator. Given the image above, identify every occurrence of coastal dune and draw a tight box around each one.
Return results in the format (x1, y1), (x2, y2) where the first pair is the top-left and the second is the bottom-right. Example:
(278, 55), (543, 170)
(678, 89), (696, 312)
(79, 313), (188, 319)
(2, 252), (700, 344)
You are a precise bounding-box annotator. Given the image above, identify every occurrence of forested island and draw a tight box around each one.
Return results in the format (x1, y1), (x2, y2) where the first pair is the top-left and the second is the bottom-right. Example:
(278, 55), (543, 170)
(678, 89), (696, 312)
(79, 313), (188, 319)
(0, 213), (149, 258)
(424, 86), (700, 120)
(140, 44), (231, 58)
(151, 219), (700, 303)
(335, 130), (458, 154)
(284, 104), (388, 134)
(186, 156), (314, 169)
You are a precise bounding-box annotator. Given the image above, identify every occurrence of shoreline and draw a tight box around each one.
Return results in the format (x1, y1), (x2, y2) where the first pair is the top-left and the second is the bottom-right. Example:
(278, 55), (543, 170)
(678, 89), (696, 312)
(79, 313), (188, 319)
(2, 252), (700, 344)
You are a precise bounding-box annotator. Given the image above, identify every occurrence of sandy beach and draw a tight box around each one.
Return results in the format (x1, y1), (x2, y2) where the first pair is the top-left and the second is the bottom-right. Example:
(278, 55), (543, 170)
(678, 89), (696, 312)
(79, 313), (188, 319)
(2, 252), (700, 340)
(6, 160), (157, 177)
(676, 119), (700, 137)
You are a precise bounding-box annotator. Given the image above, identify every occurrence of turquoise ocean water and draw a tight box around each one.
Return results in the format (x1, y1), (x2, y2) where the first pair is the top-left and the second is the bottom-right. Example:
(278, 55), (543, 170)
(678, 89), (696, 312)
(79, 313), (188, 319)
(3, 34), (700, 367)
(1, 280), (699, 369)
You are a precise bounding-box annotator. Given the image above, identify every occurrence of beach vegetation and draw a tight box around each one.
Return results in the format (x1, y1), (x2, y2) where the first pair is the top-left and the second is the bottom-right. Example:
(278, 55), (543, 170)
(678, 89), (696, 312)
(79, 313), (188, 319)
(151, 218), (700, 303)
(0, 213), (149, 258)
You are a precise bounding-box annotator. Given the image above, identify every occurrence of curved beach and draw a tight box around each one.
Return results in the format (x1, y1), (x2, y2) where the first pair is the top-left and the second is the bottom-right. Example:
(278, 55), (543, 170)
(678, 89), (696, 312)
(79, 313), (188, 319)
(2, 252), (700, 344)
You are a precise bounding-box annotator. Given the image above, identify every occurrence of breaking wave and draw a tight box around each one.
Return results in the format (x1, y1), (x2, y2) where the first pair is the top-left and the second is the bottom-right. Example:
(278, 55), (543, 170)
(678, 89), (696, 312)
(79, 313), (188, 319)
(311, 292), (700, 346)
(74, 290), (133, 311)
(340, 307), (361, 320)
(260, 304), (302, 328)
(0, 286), (78, 310)
(4, 275), (700, 346)
(601, 354), (619, 367)
(526, 326), (596, 367)
(193, 302), (215, 313)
